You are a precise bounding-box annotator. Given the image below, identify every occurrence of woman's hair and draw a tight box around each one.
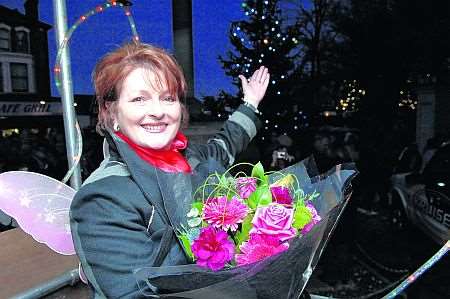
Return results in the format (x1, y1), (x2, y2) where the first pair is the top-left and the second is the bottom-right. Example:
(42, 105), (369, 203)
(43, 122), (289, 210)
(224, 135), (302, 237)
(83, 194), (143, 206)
(93, 42), (188, 134)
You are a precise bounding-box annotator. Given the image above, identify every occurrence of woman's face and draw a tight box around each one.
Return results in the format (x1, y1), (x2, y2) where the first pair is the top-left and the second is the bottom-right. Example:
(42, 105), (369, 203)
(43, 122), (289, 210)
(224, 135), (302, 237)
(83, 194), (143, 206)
(114, 67), (181, 150)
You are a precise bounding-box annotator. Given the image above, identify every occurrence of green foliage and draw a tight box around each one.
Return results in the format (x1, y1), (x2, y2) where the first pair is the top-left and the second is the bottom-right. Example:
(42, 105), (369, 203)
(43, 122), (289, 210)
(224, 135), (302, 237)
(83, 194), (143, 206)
(292, 204), (312, 230)
(234, 213), (254, 249)
(247, 184), (272, 209)
(251, 162), (268, 185)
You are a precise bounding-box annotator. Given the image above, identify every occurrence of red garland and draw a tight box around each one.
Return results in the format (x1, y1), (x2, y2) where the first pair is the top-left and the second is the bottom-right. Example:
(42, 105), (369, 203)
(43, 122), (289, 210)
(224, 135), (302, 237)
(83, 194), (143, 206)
(115, 131), (192, 174)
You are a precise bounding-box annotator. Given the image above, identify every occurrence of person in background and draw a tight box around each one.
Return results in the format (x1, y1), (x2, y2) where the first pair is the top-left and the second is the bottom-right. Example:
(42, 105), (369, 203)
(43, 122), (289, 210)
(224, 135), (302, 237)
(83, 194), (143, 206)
(70, 42), (270, 298)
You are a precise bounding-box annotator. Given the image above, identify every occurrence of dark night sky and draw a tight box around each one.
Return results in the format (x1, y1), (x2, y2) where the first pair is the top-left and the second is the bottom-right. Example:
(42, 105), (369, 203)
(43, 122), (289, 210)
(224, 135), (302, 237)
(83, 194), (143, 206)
(0, 0), (246, 98)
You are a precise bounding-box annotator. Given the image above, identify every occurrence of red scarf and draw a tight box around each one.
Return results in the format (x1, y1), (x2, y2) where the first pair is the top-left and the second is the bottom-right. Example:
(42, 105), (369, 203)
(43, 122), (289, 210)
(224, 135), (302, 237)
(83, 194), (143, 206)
(115, 131), (192, 174)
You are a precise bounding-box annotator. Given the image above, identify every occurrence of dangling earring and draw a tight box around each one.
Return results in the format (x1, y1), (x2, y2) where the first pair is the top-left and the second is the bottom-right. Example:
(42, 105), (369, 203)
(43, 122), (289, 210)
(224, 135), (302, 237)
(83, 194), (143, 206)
(113, 122), (120, 132)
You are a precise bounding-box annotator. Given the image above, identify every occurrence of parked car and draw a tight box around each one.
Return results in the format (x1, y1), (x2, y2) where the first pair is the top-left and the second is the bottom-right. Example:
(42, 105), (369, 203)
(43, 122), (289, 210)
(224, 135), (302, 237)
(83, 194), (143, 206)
(389, 143), (450, 244)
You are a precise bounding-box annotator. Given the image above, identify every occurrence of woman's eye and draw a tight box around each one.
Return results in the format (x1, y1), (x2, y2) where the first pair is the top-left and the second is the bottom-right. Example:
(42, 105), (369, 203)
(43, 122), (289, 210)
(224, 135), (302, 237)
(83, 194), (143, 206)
(132, 96), (146, 102)
(162, 96), (176, 103)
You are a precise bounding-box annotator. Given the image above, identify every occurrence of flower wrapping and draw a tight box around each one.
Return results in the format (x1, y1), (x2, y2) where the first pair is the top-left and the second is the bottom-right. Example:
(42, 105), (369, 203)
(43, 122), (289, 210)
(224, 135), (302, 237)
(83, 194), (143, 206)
(134, 157), (357, 299)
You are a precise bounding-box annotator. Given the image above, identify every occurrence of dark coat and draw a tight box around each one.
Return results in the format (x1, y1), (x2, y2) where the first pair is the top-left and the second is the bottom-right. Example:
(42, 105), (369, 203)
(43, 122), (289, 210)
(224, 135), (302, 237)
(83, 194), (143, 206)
(70, 105), (261, 298)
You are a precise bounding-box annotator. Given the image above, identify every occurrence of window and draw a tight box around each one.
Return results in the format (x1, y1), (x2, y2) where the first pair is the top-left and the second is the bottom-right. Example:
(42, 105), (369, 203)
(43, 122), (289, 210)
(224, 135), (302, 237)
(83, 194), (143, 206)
(15, 30), (29, 53)
(10, 63), (28, 92)
(0, 28), (10, 51)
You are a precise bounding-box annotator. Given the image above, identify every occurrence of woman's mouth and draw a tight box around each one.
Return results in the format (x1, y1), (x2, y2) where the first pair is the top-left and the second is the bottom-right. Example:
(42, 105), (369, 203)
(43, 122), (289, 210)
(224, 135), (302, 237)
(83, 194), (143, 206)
(141, 124), (167, 133)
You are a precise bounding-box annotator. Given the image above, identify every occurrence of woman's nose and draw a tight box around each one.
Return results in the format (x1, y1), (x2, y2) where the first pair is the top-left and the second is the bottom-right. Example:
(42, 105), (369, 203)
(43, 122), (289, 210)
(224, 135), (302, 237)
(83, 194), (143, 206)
(145, 99), (164, 118)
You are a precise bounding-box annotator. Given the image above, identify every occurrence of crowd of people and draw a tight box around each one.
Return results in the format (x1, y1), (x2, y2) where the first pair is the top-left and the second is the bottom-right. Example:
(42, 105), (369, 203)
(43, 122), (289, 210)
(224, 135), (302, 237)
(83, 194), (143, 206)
(0, 127), (103, 181)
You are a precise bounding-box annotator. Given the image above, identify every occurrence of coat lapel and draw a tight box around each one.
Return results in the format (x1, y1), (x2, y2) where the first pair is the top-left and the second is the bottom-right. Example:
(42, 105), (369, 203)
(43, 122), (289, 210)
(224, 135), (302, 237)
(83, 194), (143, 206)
(154, 170), (193, 232)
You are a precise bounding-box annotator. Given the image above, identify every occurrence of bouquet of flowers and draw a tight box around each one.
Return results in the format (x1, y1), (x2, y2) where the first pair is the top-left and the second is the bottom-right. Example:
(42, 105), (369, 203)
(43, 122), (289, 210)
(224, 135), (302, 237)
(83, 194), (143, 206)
(178, 161), (322, 271)
(134, 157), (357, 299)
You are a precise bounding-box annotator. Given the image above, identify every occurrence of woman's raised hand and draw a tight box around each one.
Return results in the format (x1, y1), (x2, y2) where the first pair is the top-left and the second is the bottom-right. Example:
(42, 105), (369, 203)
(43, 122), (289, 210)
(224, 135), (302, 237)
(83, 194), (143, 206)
(239, 66), (270, 108)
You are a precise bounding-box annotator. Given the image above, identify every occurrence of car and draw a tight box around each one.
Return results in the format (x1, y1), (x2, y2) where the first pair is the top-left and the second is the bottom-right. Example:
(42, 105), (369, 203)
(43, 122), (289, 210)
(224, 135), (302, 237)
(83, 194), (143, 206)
(389, 143), (450, 244)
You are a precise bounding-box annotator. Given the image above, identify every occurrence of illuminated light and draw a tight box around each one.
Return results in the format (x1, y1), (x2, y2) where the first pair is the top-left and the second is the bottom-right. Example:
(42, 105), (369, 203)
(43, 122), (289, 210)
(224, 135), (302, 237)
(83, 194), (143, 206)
(265, 120), (269, 123)
(261, 54), (264, 57)
(125, 11), (131, 16)
(264, 1), (269, 4)
(245, 12), (249, 16)
(294, 126), (298, 130)
(282, 37), (286, 41)
(74, 103), (78, 107)
(241, 38), (245, 42)
(400, 90), (404, 94)
(294, 117), (297, 120)
(277, 91), (281, 95)
(54, 67), (61, 73)
(277, 33), (281, 37)
(275, 21), (279, 24)
(258, 59), (262, 63)
(233, 33), (237, 36)
(272, 80), (276, 84)
(96, 6), (103, 12)
(80, 15), (87, 21)
(265, 126), (268, 129)
(263, 39), (269, 44)
(40, 101), (46, 105)
(218, 114), (221, 118)
(262, 16), (265, 20)
(269, 47), (272, 50)
(271, 27), (275, 31)
(274, 125), (278, 128)
(237, 26), (241, 31)
(281, 75), (285, 79)
(262, 137), (265, 140)
(134, 36), (139, 41)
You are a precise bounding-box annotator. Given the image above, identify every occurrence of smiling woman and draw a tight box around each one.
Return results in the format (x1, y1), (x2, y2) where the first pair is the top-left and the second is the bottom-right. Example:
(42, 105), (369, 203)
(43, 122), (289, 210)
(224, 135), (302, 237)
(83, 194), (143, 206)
(69, 42), (270, 298)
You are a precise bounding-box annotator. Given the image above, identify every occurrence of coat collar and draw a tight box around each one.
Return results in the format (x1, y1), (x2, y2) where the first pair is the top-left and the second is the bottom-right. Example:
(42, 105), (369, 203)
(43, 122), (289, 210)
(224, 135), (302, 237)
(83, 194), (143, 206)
(104, 130), (192, 231)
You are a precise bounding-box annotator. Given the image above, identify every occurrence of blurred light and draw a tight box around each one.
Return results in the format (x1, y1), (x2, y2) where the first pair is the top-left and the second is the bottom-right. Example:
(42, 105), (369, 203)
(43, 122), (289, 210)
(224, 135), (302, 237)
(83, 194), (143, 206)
(437, 182), (445, 187)
(39, 101), (46, 105)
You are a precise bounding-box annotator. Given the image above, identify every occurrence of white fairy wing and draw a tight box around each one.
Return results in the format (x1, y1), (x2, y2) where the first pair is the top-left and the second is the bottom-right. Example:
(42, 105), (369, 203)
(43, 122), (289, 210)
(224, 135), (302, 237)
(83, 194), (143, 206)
(0, 171), (76, 255)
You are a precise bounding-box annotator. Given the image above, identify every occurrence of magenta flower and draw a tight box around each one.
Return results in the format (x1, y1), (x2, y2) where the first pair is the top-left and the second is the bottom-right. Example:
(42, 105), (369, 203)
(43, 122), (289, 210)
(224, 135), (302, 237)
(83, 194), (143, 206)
(203, 196), (248, 231)
(270, 186), (293, 205)
(235, 234), (289, 266)
(301, 203), (322, 234)
(191, 226), (235, 271)
(236, 177), (257, 199)
(250, 203), (297, 242)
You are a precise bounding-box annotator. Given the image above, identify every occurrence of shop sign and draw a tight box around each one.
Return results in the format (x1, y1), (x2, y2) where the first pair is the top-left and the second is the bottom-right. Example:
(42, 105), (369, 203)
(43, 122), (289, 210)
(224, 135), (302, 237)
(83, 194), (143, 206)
(0, 102), (62, 116)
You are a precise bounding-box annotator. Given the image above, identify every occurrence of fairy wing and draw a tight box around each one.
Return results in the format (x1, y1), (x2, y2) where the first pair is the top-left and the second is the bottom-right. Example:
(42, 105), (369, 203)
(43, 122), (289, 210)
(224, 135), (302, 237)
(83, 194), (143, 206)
(0, 171), (76, 255)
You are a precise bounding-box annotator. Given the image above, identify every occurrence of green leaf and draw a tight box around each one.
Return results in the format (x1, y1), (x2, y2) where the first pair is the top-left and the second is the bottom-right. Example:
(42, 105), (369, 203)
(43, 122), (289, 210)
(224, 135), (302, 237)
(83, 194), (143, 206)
(292, 205), (313, 230)
(247, 184), (272, 209)
(192, 201), (203, 214)
(178, 233), (194, 261)
(187, 217), (202, 227)
(234, 213), (254, 247)
(251, 162), (267, 185)
(187, 207), (199, 218)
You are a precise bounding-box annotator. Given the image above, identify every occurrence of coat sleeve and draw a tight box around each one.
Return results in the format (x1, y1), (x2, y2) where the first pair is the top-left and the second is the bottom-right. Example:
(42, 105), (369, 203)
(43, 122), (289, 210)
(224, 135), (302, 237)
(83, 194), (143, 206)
(70, 177), (173, 298)
(190, 104), (262, 168)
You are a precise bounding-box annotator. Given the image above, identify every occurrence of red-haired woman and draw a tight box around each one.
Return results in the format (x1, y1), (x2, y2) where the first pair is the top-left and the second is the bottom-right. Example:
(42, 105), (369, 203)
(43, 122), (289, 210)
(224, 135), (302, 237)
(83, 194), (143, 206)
(70, 42), (270, 298)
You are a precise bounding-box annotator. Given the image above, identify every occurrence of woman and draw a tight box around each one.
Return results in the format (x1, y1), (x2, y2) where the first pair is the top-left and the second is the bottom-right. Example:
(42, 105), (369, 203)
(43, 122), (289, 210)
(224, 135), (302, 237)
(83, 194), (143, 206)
(70, 42), (270, 298)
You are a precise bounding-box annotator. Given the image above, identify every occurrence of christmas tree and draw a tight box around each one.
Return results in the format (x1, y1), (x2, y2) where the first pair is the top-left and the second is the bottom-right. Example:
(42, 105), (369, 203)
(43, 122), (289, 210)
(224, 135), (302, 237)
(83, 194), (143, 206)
(219, 0), (305, 140)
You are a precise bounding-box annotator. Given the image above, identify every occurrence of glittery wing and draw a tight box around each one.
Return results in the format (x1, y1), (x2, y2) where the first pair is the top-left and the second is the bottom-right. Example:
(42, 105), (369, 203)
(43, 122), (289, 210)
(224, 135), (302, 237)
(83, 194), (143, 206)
(0, 171), (76, 255)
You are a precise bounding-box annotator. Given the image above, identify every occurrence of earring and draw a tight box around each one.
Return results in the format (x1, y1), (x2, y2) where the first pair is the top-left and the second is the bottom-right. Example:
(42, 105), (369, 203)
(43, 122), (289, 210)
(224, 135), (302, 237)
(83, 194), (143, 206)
(113, 122), (120, 132)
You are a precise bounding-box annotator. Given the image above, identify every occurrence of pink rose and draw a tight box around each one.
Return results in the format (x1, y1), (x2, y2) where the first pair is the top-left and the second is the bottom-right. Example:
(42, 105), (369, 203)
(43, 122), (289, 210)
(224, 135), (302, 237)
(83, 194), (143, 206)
(250, 203), (297, 242)
(270, 186), (293, 205)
